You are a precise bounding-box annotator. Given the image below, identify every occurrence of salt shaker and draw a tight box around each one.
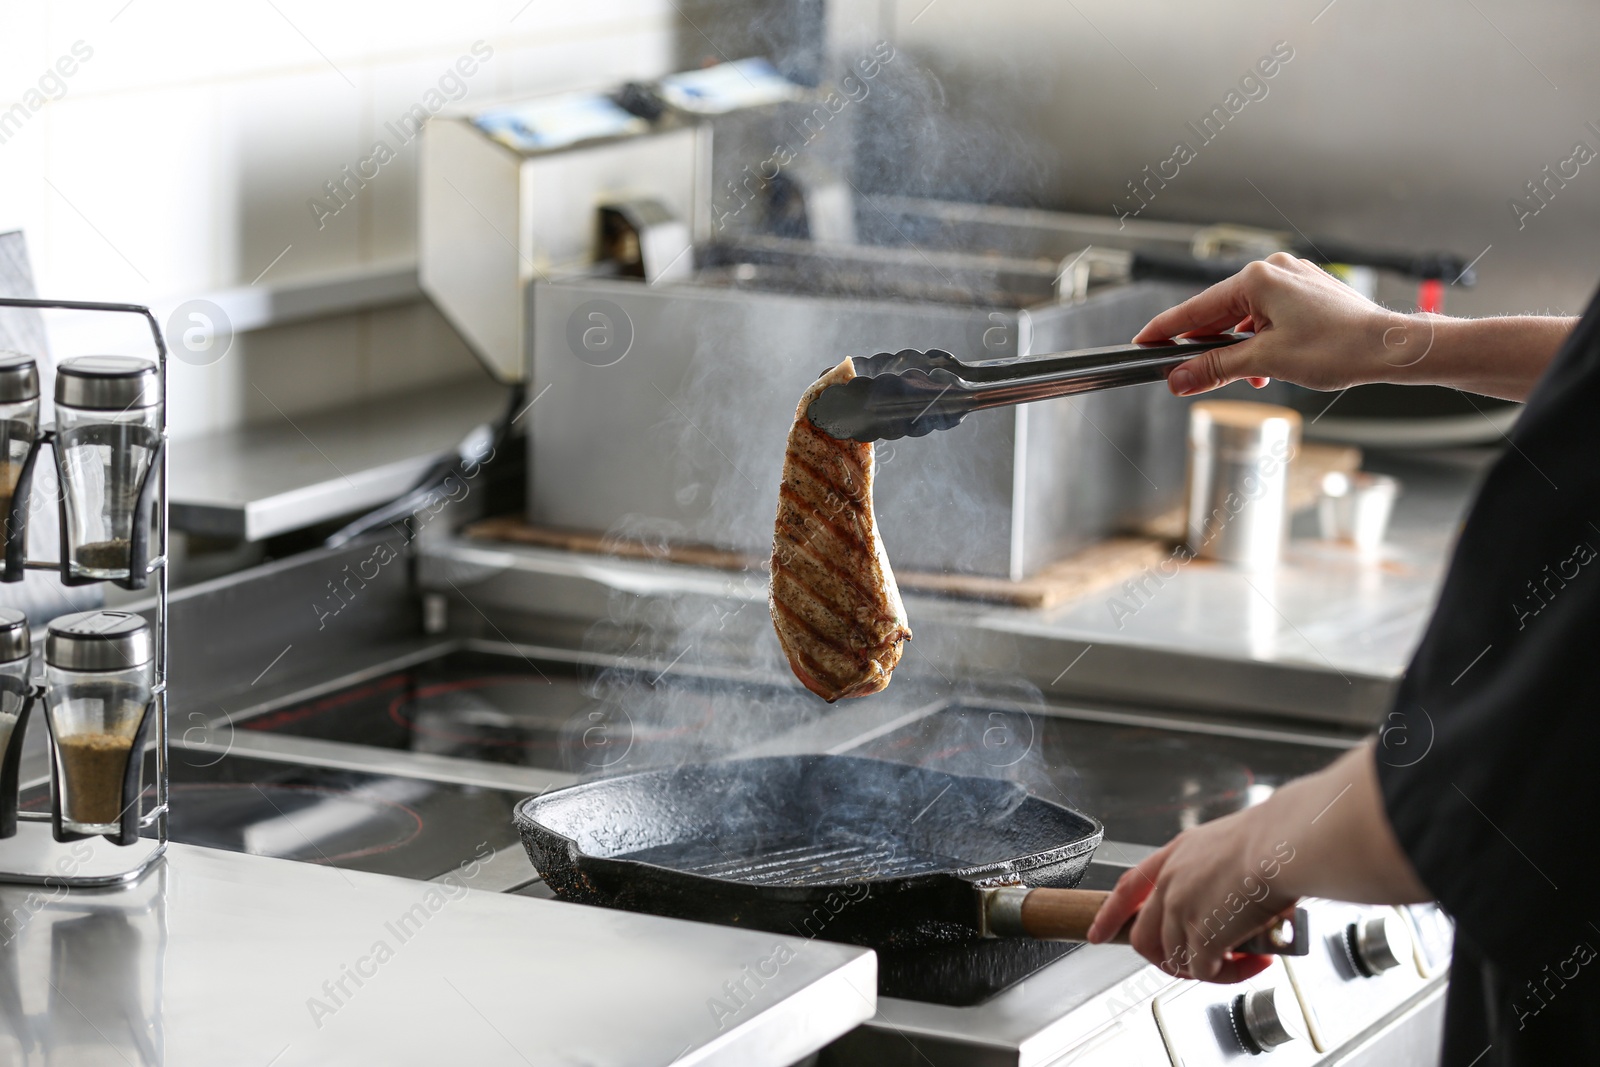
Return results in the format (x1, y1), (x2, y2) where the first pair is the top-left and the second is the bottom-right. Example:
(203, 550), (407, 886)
(44, 610), (155, 836)
(1184, 401), (1302, 567)
(0, 353), (40, 559)
(54, 356), (162, 581)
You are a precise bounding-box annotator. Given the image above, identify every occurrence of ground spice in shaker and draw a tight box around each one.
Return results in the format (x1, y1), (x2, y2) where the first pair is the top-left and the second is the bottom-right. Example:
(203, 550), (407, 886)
(45, 610), (156, 835)
(57, 732), (135, 825)
(73, 540), (133, 573)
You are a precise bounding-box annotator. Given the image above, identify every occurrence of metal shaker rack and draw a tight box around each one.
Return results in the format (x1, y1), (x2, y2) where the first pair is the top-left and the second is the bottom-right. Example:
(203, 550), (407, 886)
(0, 297), (169, 887)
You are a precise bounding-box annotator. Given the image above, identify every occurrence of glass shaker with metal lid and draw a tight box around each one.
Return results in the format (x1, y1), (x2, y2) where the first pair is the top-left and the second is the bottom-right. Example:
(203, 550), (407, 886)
(44, 610), (155, 836)
(55, 355), (162, 581)
(0, 352), (40, 559)
(0, 608), (30, 772)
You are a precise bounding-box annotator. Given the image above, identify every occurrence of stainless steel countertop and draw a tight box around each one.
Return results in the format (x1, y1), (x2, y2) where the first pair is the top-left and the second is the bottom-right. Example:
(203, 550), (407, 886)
(169, 377), (507, 541)
(0, 842), (875, 1066)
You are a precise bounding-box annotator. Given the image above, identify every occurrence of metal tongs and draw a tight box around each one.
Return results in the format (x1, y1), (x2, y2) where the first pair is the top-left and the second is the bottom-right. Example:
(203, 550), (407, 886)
(807, 333), (1248, 442)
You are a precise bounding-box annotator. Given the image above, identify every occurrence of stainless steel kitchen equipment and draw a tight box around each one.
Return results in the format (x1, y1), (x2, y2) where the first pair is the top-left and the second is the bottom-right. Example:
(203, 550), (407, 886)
(528, 267), (1196, 578)
(1184, 401), (1302, 567)
(419, 72), (1223, 580)
(806, 334), (1245, 442)
(0, 296), (170, 887)
(857, 195), (1476, 297)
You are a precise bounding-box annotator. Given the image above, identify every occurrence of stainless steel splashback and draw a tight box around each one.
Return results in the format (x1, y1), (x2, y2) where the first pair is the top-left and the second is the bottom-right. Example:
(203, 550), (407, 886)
(528, 262), (1194, 579)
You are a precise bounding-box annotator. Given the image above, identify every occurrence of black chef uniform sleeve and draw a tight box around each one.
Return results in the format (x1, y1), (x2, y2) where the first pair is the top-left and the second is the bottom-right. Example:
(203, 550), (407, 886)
(1378, 286), (1600, 1065)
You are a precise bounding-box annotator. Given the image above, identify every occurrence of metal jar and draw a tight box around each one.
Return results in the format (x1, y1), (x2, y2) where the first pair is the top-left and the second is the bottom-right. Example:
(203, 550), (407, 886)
(1184, 401), (1302, 567)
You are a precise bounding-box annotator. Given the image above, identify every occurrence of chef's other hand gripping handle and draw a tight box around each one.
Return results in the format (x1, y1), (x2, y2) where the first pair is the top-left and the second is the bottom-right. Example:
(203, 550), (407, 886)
(984, 887), (1308, 956)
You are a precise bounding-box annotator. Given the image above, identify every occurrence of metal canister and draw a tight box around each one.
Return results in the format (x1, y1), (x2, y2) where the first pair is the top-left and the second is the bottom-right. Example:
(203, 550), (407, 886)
(1184, 401), (1302, 567)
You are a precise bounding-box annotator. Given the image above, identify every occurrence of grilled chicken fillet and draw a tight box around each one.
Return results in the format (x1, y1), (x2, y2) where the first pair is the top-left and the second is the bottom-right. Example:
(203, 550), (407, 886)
(771, 358), (911, 701)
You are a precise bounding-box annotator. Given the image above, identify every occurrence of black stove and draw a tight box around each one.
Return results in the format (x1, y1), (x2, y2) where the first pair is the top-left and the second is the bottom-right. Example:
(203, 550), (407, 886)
(239, 650), (818, 775)
(848, 704), (1346, 846)
(22, 751), (527, 881)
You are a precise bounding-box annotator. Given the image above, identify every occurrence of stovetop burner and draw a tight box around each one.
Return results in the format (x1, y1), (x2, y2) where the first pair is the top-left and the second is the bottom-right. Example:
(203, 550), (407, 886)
(241, 650), (818, 774)
(849, 704), (1346, 846)
(22, 751), (527, 880)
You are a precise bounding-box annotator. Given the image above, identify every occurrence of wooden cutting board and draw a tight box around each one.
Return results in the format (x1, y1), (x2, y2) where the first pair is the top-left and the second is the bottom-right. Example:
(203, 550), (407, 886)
(465, 441), (1360, 611)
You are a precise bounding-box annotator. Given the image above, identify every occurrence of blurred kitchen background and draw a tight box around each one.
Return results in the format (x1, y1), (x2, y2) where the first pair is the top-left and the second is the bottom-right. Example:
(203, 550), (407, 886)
(2, 0), (1598, 445)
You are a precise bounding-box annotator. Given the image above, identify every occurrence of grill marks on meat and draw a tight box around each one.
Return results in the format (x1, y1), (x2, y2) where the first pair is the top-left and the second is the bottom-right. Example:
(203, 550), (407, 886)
(771, 359), (910, 701)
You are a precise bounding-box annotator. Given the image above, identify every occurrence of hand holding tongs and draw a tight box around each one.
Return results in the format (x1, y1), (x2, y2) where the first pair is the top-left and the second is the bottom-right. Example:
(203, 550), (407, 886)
(807, 332), (1248, 442)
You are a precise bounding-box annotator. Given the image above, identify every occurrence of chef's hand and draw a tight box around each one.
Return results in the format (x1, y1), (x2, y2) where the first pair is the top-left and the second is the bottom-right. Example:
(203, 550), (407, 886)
(1138, 252), (1577, 402)
(1137, 252), (1407, 396)
(1084, 805), (1292, 984)
(1086, 742), (1432, 984)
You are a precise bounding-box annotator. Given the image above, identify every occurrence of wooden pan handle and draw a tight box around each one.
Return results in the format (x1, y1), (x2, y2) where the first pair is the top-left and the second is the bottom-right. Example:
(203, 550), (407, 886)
(982, 886), (1308, 955)
(1019, 888), (1117, 941)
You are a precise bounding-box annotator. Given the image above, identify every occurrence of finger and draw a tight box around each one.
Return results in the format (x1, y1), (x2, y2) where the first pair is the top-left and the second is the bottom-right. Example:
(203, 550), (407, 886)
(1163, 904), (1197, 979)
(1087, 848), (1168, 942)
(1235, 315), (1255, 334)
(1209, 954), (1275, 985)
(1133, 273), (1256, 343)
(1127, 881), (1171, 969)
(1165, 336), (1264, 396)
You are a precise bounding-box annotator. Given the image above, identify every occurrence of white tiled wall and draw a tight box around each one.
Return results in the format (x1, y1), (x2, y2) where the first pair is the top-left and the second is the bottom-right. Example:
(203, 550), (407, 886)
(0, 0), (679, 439)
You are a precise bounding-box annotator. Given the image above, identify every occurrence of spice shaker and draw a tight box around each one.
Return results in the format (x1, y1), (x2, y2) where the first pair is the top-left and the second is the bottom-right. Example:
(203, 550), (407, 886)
(44, 610), (155, 836)
(55, 356), (162, 581)
(0, 353), (40, 558)
(1184, 401), (1302, 567)
(0, 609), (29, 773)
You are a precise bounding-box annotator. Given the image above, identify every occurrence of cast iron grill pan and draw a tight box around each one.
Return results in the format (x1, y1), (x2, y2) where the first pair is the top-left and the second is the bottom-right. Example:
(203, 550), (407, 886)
(514, 754), (1102, 1004)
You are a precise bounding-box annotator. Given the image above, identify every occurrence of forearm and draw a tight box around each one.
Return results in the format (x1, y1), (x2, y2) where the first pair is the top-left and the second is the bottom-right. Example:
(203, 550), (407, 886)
(1376, 313), (1576, 401)
(1258, 741), (1430, 905)
(1139, 256), (1577, 399)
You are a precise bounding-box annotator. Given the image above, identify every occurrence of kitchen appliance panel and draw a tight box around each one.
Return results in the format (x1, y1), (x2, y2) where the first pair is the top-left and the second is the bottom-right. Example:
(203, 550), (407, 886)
(1052, 1014), (1173, 1066)
(1280, 901), (1429, 1053)
(1151, 958), (1319, 1065)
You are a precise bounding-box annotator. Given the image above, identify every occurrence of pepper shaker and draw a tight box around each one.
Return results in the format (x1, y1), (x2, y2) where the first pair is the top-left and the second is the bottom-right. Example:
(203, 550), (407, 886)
(44, 610), (155, 837)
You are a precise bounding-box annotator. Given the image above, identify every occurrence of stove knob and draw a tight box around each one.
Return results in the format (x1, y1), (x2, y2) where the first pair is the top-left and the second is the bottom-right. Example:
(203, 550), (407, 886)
(1346, 914), (1408, 976)
(1230, 987), (1305, 1054)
